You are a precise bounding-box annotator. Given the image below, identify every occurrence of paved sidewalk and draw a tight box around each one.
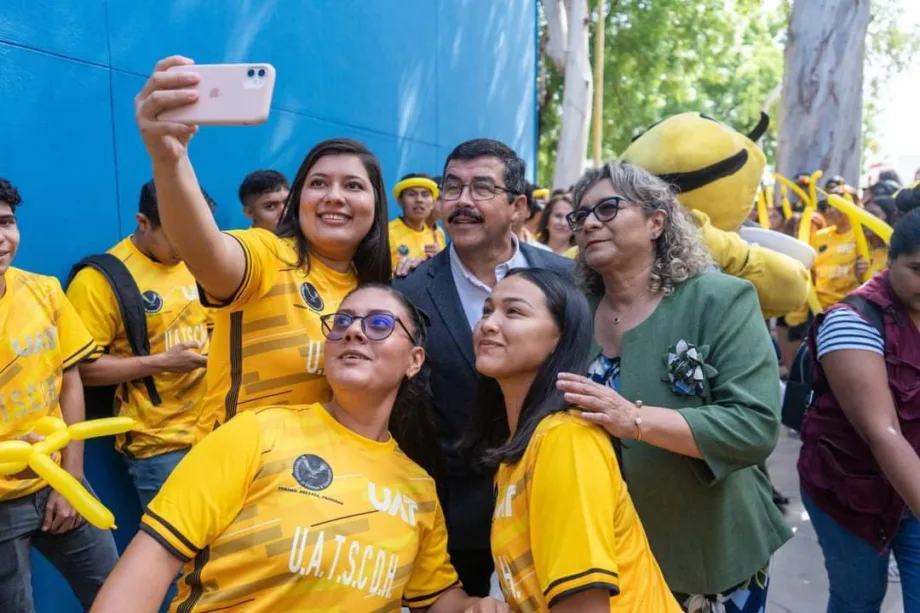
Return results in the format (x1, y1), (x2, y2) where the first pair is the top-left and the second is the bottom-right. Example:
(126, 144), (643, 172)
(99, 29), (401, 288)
(766, 430), (904, 612)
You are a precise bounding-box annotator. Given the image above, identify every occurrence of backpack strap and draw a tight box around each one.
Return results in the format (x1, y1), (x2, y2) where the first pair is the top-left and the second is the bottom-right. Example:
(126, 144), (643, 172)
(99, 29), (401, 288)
(67, 254), (162, 406)
(839, 294), (886, 340)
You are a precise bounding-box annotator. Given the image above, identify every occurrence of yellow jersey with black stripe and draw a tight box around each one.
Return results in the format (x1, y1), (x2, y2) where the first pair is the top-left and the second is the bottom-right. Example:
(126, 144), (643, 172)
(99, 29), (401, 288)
(0, 268), (96, 501)
(813, 226), (860, 308)
(66, 237), (210, 458)
(491, 412), (679, 612)
(142, 403), (459, 613)
(199, 229), (356, 436)
(388, 217), (446, 271)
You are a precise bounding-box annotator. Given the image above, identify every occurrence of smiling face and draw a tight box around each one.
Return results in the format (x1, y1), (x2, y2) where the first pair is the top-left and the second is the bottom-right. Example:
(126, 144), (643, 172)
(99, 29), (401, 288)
(323, 287), (425, 397)
(0, 201), (20, 279)
(473, 275), (561, 380)
(573, 179), (665, 274)
(440, 157), (525, 254)
(298, 154), (377, 262)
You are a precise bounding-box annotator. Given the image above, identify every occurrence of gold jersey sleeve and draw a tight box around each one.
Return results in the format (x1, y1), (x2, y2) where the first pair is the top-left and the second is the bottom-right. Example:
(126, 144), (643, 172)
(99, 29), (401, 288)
(492, 412), (679, 612)
(0, 268), (96, 501)
(142, 410), (262, 560)
(402, 499), (460, 608)
(66, 238), (210, 457)
(205, 228), (285, 309)
(142, 403), (457, 613)
(197, 230), (356, 436)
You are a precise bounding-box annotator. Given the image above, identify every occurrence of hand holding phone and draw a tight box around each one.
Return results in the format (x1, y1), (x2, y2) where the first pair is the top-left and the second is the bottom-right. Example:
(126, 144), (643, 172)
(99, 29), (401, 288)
(135, 57), (277, 165)
(158, 63), (276, 126)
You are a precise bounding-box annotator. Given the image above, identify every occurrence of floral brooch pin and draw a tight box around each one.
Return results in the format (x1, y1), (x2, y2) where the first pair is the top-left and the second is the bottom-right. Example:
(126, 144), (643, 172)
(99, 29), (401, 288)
(662, 340), (718, 397)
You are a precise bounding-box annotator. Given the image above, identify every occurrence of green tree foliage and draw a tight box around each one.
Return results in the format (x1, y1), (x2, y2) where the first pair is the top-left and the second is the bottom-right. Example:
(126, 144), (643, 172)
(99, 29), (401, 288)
(538, 0), (786, 187)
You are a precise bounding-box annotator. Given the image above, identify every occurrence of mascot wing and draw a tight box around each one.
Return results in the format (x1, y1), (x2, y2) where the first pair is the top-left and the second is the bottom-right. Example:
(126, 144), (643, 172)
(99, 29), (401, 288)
(692, 210), (810, 318)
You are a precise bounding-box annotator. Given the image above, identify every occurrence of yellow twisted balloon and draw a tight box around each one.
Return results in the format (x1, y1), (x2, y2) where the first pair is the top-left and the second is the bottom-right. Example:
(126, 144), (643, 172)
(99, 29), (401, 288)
(0, 416), (135, 529)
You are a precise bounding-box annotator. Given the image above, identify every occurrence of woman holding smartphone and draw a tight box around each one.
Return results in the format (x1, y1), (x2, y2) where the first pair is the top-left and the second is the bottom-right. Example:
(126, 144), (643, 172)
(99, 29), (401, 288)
(91, 285), (507, 613)
(461, 269), (679, 612)
(133, 56), (391, 435)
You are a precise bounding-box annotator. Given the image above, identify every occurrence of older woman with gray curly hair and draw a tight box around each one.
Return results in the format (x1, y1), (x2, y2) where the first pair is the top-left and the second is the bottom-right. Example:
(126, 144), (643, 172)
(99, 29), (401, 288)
(556, 162), (791, 613)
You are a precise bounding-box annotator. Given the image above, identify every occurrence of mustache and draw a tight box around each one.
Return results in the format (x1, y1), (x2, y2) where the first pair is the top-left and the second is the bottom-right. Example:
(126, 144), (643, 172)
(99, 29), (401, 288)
(448, 209), (484, 223)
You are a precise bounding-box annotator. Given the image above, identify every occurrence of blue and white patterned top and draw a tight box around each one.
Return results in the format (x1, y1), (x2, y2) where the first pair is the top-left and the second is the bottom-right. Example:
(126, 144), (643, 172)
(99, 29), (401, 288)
(587, 353), (622, 392)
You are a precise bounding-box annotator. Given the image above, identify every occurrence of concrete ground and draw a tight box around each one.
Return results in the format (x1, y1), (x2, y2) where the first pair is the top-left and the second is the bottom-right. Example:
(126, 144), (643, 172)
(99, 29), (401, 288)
(767, 430), (904, 612)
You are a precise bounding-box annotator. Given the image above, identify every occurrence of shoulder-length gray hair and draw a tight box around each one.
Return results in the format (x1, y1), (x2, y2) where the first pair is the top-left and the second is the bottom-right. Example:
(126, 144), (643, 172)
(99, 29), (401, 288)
(572, 162), (712, 297)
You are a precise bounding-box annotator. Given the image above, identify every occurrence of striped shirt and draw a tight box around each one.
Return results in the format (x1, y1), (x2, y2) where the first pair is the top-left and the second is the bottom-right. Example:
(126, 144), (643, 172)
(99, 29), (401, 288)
(815, 308), (885, 359)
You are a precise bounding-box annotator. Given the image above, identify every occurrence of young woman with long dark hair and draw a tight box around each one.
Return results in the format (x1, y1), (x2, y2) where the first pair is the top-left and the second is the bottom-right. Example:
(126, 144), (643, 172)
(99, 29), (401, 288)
(133, 56), (391, 436)
(461, 269), (678, 612)
(91, 285), (506, 613)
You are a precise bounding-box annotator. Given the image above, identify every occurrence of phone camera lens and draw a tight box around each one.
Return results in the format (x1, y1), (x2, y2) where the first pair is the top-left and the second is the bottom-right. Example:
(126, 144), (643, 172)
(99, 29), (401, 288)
(258, 68), (266, 77)
(247, 68), (255, 77)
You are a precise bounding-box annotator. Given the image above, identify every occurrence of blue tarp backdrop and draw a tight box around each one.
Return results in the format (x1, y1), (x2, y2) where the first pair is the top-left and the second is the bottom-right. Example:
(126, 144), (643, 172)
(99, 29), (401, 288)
(0, 1), (537, 610)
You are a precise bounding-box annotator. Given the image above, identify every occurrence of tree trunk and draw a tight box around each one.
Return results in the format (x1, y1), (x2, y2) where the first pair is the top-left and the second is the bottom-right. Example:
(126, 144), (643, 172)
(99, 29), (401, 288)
(543, 0), (568, 71)
(552, 0), (593, 190)
(777, 0), (870, 187)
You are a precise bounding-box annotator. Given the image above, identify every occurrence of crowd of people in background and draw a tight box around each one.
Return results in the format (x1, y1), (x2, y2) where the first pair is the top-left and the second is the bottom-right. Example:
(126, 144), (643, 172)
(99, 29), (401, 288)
(2, 53), (920, 613)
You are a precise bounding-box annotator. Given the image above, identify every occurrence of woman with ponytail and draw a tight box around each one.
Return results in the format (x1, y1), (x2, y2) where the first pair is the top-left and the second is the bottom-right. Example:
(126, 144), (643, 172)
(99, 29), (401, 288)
(92, 285), (505, 613)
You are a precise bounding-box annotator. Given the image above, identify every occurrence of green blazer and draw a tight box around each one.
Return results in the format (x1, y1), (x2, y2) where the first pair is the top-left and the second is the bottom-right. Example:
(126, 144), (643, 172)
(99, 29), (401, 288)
(587, 272), (792, 594)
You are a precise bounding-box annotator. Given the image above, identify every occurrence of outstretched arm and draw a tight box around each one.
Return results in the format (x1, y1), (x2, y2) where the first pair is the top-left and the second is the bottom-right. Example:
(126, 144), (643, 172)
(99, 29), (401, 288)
(134, 55), (247, 301)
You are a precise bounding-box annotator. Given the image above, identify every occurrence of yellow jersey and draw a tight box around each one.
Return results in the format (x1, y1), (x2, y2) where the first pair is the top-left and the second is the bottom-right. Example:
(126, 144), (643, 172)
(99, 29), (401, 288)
(491, 412), (679, 612)
(813, 226), (860, 308)
(388, 217), (446, 271)
(142, 403), (458, 613)
(199, 229), (356, 436)
(66, 237), (210, 458)
(0, 268), (96, 501)
(563, 245), (578, 259)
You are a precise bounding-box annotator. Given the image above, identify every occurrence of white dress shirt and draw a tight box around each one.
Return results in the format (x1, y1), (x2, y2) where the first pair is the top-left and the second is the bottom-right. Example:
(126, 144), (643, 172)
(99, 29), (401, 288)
(449, 234), (531, 329)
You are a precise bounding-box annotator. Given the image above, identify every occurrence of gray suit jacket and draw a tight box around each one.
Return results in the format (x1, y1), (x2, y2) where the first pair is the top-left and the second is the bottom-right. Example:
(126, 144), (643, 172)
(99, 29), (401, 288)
(394, 243), (575, 551)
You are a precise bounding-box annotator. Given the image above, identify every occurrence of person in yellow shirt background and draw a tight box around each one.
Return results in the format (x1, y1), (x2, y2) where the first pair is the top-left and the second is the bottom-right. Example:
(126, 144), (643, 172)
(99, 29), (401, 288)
(460, 269), (678, 612)
(813, 199), (864, 309)
(133, 56), (393, 438)
(66, 180), (213, 510)
(389, 173), (447, 275)
(238, 169), (289, 232)
(0, 178), (118, 612)
(91, 285), (508, 613)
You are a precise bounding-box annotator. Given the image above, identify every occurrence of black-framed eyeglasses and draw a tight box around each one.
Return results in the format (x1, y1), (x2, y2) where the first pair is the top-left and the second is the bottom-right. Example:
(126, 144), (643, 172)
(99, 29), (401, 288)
(566, 196), (627, 231)
(440, 179), (518, 202)
(320, 311), (416, 343)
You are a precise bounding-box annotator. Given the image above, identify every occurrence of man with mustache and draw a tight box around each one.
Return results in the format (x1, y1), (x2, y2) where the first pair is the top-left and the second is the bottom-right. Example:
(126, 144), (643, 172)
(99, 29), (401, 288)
(395, 139), (573, 597)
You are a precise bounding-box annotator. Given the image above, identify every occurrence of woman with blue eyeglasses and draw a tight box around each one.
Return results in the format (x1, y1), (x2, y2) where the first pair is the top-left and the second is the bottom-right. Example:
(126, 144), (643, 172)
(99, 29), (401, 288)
(92, 285), (507, 613)
(555, 162), (792, 613)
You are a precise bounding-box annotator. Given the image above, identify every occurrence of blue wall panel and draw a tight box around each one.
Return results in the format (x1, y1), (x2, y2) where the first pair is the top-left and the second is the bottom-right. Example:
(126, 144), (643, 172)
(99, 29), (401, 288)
(0, 2), (535, 610)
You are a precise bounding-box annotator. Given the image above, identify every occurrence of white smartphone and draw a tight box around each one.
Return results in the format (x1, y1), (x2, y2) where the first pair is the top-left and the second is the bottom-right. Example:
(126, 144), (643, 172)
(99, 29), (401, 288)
(158, 63), (276, 126)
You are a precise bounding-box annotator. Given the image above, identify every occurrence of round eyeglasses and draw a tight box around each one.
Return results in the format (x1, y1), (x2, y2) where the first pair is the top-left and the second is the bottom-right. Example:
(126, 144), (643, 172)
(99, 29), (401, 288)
(320, 311), (416, 343)
(566, 196), (627, 231)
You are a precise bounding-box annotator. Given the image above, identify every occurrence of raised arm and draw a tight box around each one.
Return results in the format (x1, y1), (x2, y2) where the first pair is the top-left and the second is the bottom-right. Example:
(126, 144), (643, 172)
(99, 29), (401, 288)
(134, 55), (246, 301)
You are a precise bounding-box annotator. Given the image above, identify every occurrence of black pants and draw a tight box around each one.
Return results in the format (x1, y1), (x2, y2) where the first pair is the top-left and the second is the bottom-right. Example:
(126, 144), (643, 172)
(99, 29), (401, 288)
(450, 548), (494, 597)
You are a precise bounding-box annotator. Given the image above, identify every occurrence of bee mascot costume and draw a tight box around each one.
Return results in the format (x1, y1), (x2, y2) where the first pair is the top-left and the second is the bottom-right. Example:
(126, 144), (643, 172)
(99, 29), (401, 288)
(619, 112), (810, 318)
